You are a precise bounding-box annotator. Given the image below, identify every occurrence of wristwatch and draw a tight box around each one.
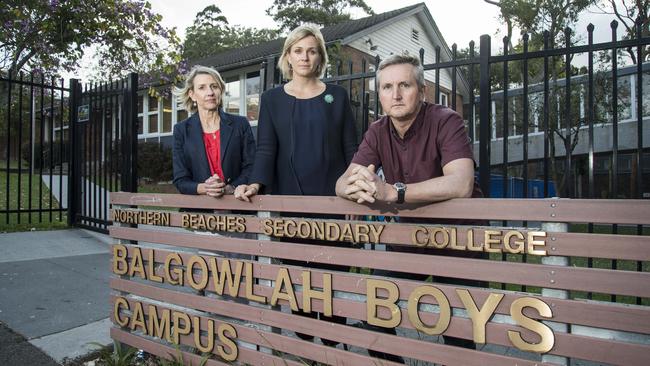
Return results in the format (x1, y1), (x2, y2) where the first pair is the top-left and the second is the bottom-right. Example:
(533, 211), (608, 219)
(393, 182), (406, 204)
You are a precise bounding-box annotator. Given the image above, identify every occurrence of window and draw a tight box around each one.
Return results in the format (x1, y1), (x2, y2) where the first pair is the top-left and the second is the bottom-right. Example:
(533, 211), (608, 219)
(245, 72), (260, 122)
(147, 95), (158, 134)
(439, 92), (448, 107)
(224, 76), (240, 115)
(162, 96), (172, 133)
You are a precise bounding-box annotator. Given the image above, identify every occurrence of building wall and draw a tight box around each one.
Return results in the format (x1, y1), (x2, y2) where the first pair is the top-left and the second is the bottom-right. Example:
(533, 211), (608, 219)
(346, 15), (454, 91)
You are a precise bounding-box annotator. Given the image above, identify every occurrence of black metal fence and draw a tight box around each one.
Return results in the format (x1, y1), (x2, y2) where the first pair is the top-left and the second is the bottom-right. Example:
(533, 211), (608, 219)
(0, 72), (137, 233)
(0, 72), (71, 230)
(258, 20), (649, 202)
(69, 74), (138, 233)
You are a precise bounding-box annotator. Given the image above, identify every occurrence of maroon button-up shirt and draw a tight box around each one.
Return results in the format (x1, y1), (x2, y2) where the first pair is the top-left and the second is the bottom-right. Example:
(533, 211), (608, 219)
(352, 102), (481, 198)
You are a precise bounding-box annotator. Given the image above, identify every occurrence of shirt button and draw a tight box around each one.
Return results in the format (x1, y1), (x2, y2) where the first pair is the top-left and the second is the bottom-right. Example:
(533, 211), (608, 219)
(402, 146), (407, 151)
(405, 172), (409, 177)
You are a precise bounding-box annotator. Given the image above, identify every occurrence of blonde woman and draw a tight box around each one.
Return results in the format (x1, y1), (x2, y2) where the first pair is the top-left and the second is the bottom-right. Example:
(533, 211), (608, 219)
(173, 65), (255, 196)
(235, 25), (357, 347)
(235, 24), (357, 199)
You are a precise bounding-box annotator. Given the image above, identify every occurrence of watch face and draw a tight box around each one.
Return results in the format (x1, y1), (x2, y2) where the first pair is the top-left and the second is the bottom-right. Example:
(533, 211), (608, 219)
(395, 182), (406, 190)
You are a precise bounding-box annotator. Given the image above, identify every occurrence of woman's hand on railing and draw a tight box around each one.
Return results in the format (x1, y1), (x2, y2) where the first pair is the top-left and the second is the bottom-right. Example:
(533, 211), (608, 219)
(234, 183), (260, 202)
(198, 175), (226, 197)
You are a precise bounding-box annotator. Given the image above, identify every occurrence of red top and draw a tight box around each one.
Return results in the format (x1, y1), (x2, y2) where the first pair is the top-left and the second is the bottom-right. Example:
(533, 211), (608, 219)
(202, 130), (224, 181)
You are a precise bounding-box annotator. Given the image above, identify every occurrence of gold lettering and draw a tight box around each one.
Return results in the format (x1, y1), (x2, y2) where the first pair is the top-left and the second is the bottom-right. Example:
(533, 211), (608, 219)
(130, 302), (147, 333)
(302, 271), (332, 316)
(366, 279), (400, 328)
(209, 258), (243, 297)
(113, 245), (128, 275)
(527, 231), (547, 256)
(310, 221), (325, 240)
(456, 289), (504, 343)
(217, 323), (238, 361)
(467, 229), (482, 251)
(340, 224), (354, 242)
(429, 227), (450, 249)
(165, 253), (183, 285)
(235, 217), (246, 233)
(284, 220), (297, 237)
(187, 255), (209, 290)
(407, 286), (451, 335)
(503, 231), (525, 254)
(147, 305), (171, 342)
(128, 247), (146, 279)
(508, 297), (554, 353)
(160, 212), (170, 226)
(412, 227), (428, 247)
(244, 262), (266, 303)
(193, 316), (215, 353)
(172, 311), (191, 345)
(356, 224), (370, 243)
(114, 297), (129, 327)
(368, 224), (385, 244)
(270, 268), (299, 311)
(449, 228), (466, 251)
(484, 230), (502, 253)
(297, 221), (311, 239)
(181, 214), (190, 228)
(324, 223), (340, 241)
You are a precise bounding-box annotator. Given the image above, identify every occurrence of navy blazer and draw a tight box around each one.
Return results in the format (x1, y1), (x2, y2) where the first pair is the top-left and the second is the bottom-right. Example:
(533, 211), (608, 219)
(172, 110), (256, 194)
(249, 84), (357, 195)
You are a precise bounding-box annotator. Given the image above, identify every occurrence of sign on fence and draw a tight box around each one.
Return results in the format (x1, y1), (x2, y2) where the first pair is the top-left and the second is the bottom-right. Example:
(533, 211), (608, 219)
(108, 193), (650, 366)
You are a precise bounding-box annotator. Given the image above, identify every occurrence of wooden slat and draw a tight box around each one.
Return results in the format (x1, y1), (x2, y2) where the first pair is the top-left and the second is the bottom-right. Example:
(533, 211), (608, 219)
(110, 193), (650, 225)
(113, 296), (403, 366)
(109, 208), (650, 261)
(110, 226), (650, 298)
(112, 278), (650, 366)
(121, 245), (650, 335)
(111, 278), (556, 366)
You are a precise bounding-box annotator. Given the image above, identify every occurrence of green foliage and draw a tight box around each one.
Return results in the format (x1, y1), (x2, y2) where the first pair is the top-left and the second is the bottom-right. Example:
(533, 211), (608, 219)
(183, 5), (278, 62)
(266, 0), (375, 33)
(160, 347), (209, 366)
(89, 341), (138, 366)
(137, 141), (173, 183)
(0, 0), (181, 79)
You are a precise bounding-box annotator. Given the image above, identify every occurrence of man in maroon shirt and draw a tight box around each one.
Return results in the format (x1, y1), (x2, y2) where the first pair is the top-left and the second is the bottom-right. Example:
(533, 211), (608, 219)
(336, 53), (482, 362)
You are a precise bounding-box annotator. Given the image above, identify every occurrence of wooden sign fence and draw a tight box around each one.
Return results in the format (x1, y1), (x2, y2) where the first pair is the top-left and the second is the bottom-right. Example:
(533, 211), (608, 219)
(109, 193), (650, 366)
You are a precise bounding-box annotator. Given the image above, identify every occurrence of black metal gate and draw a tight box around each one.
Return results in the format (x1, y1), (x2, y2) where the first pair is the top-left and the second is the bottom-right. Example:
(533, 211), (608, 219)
(68, 73), (138, 233)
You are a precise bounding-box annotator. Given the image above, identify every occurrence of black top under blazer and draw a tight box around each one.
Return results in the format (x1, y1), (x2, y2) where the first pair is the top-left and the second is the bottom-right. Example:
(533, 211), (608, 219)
(172, 110), (256, 194)
(249, 83), (357, 195)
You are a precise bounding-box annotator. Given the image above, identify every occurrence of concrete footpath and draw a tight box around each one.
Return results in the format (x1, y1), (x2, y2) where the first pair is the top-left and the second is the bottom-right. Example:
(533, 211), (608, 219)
(0, 229), (113, 365)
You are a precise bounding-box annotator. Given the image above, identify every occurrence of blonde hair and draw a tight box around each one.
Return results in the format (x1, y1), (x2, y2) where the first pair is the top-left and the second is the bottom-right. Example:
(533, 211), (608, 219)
(278, 24), (328, 80)
(174, 65), (226, 114)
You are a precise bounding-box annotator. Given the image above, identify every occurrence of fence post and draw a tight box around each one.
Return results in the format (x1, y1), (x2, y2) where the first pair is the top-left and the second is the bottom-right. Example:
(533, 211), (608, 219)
(68, 79), (81, 227)
(120, 73), (138, 193)
(540, 200), (569, 365)
(479, 34), (491, 197)
(255, 210), (281, 354)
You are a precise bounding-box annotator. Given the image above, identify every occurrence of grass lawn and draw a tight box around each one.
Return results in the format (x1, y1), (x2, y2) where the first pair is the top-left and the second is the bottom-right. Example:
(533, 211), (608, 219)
(0, 168), (68, 232)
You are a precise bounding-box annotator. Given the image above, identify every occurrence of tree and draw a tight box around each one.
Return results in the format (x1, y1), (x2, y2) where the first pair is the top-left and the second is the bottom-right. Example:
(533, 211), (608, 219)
(483, 0), (602, 197)
(183, 5), (279, 61)
(594, 0), (649, 64)
(0, 0), (181, 78)
(266, 0), (374, 33)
